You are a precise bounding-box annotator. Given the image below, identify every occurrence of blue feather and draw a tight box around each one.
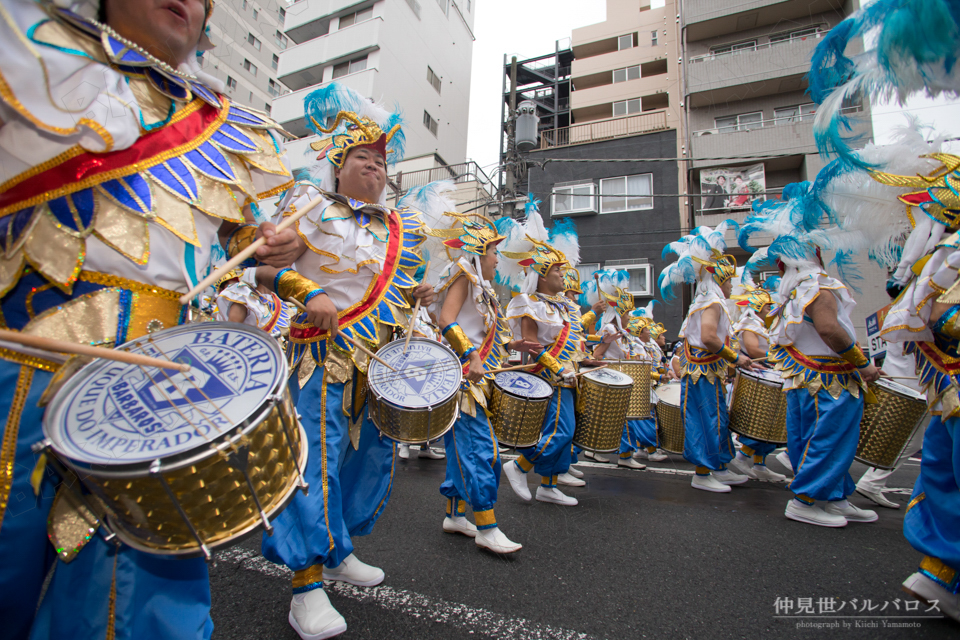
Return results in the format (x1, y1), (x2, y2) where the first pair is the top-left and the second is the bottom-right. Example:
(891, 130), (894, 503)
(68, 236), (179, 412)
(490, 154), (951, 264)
(383, 109), (406, 165)
(830, 250), (863, 293)
(303, 83), (365, 136)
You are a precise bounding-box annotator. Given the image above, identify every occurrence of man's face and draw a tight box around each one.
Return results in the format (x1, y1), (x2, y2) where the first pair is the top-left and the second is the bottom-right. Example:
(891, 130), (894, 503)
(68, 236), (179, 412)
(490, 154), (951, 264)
(656, 334), (666, 347)
(539, 264), (565, 295)
(565, 290), (578, 301)
(640, 327), (651, 341)
(105, 0), (206, 68)
(721, 278), (733, 298)
(335, 146), (387, 204)
(716, 176), (726, 187)
(758, 303), (771, 319)
(479, 244), (499, 280)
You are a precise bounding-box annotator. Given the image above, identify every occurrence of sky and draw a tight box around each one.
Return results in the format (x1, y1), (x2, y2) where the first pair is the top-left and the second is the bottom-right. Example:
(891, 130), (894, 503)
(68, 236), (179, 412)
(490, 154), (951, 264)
(463, 0), (959, 179)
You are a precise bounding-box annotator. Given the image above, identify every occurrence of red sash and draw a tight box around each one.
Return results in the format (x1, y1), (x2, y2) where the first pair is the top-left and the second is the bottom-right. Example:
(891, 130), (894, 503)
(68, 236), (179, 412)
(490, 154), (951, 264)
(783, 345), (856, 374)
(530, 322), (571, 374)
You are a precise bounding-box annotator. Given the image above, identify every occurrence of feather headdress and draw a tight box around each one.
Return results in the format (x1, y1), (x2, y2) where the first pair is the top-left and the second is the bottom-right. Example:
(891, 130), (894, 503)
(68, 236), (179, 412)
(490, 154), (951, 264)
(658, 221), (738, 301)
(496, 198), (572, 294)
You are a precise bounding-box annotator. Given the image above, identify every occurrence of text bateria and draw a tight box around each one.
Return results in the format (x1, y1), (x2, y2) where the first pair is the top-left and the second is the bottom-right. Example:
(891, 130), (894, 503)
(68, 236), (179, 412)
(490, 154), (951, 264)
(45, 324), (283, 466)
(368, 339), (462, 409)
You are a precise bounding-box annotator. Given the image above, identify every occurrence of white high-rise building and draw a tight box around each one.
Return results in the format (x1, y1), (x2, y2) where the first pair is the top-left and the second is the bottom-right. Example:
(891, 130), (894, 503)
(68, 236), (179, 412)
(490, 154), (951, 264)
(273, 0), (475, 172)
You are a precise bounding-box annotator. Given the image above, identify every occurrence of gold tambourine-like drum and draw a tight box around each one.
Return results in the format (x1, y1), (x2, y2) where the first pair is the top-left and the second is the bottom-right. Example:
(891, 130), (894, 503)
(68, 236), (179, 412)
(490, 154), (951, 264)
(574, 367), (633, 452)
(41, 323), (309, 559)
(857, 379), (928, 469)
(606, 360), (651, 419)
(655, 382), (684, 454)
(728, 369), (789, 444)
(366, 338), (462, 444)
(490, 371), (554, 448)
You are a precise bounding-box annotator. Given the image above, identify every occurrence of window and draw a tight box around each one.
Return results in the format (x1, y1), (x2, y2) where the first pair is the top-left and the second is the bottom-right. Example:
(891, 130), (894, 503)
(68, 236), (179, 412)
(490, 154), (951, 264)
(613, 65), (640, 83)
(243, 59), (258, 76)
(711, 40), (757, 56)
(774, 103), (816, 124)
(466, 0), (471, 11)
(715, 111), (762, 133)
(271, 54), (279, 70)
(226, 75), (237, 90)
(279, 6), (285, 21)
(268, 79), (280, 97)
(770, 26), (822, 44)
(252, 8), (258, 19)
(275, 31), (288, 49)
(427, 66), (441, 93)
(265, 103), (271, 114)
(339, 6), (373, 28)
(423, 110), (438, 136)
(551, 183), (596, 216)
(405, 0), (422, 19)
(332, 55), (367, 79)
(436, 0), (449, 14)
(605, 262), (653, 296)
(576, 263), (600, 287)
(612, 98), (641, 117)
(242, 0), (247, 9)
(651, 30), (658, 46)
(247, 33), (261, 50)
(618, 34), (635, 51)
(599, 174), (653, 213)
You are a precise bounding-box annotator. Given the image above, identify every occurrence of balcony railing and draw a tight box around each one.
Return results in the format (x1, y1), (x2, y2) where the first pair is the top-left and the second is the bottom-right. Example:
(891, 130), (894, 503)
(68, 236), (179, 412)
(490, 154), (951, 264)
(540, 111), (669, 149)
(691, 105), (862, 137)
(688, 29), (829, 64)
(393, 161), (496, 196)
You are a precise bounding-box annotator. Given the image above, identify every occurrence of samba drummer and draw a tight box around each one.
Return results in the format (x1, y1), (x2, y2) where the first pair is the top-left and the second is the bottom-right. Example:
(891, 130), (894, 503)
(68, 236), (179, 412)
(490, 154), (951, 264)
(0, 1), (299, 637)
(417, 183), (539, 554)
(726, 268), (787, 483)
(253, 84), (435, 639)
(659, 223), (761, 493)
(214, 268), (294, 337)
(499, 202), (585, 507)
(738, 187), (880, 528)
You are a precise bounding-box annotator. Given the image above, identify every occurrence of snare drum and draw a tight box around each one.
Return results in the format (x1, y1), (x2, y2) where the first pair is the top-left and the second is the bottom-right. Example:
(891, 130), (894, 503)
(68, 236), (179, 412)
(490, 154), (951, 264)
(42, 323), (308, 558)
(655, 382), (684, 454)
(366, 338), (462, 444)
(490, 371), (553, 448)
(606, 360), (651, 419)
(574, 367), (633, 453)
(728, 369), (788, 444)
(857, 380), (928, 469)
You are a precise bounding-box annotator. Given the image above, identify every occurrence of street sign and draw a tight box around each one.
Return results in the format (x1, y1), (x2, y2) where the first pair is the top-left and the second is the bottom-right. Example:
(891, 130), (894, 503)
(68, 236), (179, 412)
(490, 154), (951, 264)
(865, 304), (892, 360)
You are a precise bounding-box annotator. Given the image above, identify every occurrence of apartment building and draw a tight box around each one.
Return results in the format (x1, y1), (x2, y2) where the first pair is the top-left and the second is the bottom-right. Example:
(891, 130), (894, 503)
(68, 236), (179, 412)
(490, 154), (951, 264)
(519, 0), (688, 336)
(683, 0), (884, 340)
(272, 0), (475, 173)
(203, 0), (291, 113)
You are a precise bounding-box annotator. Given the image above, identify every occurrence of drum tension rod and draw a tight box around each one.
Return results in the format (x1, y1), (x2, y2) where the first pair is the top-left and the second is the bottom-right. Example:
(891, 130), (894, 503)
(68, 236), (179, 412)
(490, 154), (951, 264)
(222, 443), (274, 537)
(150, 459), (212, 561)
(277, 401), (309, 495)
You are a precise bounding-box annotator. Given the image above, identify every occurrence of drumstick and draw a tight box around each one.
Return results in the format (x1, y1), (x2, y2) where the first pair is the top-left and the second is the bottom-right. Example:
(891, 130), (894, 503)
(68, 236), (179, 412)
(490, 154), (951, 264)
(286, 297), (397, 372)
(179, 192), (328, 304)
(485, 363), (538, 375)
(880, 375), (918, 381)
(403, 259), (430, 353)
(575, 363), (609, 377)
(0, 329), (189, 373)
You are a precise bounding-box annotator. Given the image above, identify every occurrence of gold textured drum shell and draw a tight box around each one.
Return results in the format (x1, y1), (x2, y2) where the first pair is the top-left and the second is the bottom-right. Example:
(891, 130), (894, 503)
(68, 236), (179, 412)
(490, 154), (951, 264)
(490, 384), (551, 448)
(728, 371), (788, 445)
(655, 383), (684, 454)
(83, 389), (306, 556)
(856, 382), (928, 469)
(573, 373), (632, 453)
(607, 360), (651, 419)
(367, 390), (460, 444)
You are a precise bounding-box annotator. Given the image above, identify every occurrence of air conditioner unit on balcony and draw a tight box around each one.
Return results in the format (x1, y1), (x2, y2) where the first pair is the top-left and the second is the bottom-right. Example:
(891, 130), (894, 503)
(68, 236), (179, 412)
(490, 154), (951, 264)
(695, 129), (719, 137)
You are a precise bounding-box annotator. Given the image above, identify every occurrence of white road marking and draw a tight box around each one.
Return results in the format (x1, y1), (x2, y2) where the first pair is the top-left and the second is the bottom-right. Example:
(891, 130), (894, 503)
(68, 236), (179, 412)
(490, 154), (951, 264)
(216, 547), (603, 640)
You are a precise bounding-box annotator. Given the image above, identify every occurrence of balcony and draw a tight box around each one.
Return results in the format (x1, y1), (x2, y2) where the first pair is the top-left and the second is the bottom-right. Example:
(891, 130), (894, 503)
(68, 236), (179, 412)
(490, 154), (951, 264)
(538, 111), (669, 150)
(283, 0), (368, 44)
(684, 0), (845, 41)
(277, 17), (381, 91)
(272, 68), (379, 137)
(571, 75), (672, 112)
(686, 33), (824, 107)
(392, 161), (496, 195)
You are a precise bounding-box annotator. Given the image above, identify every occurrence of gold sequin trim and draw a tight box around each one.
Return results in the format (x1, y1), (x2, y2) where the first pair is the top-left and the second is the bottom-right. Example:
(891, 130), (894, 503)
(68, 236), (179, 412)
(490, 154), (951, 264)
(320, 374), (334, 553)
(920, 555), (958, 584)
(257, 179), (295, 200)
(0, 347), (61, 373)
(292, 564), (324, 589)
(106, 552), (118, 640)
(78, 271), (182, 299)
(0, 366), (34, 533)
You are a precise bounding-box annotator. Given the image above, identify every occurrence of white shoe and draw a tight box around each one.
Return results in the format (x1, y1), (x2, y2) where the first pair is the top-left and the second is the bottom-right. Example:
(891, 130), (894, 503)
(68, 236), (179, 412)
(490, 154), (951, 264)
(691, 473), (731, 493)
(475, 526), (522, 554)
(504, 460), (531, 502)
(535, 485), (578, 506)
(727, 453), (756, 478)
(617, 457), (646, 470)
(775, 450), (794, 474)
(824, 500), (878, 523)
(751, 465), (787, 482)
(902, 571), (960, 623)
(418, 446), (445, 459)
(557, 472), (586, 487)
(289, 589), (347, 640)
(566, 466), (585, 479)
(442, 515), (477, 538)
(584, 451), (610, 463)
(785, 499), (847, 528)
(637, 448), (668, 462)
(398, 444), (410, 460)
(856, 487), (900, 509)
(321, 554), (384, 587)
(713, 469), (749, 485)
(498, 446), (510, 453)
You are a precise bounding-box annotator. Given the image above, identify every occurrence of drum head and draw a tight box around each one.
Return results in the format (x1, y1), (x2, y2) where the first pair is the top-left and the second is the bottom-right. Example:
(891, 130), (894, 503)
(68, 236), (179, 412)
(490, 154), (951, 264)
(740, 368), (784, 386)
(874, 378), (925, 400)
(655, 382), (682, 406)
(495, 371), (553, 400)
(368, 338), (462, 409)
(582, 367), (633, 387)
(43, 323), (285, 467)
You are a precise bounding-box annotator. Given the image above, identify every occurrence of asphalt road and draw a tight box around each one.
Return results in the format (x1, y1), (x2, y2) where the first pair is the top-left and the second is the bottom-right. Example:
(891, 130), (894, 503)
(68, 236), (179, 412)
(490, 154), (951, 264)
(209, 449), (957, 640)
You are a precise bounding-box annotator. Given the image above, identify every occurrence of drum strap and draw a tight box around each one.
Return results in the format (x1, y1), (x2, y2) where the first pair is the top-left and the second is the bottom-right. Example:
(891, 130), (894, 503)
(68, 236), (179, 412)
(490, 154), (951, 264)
(529, 322), (572, 376)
